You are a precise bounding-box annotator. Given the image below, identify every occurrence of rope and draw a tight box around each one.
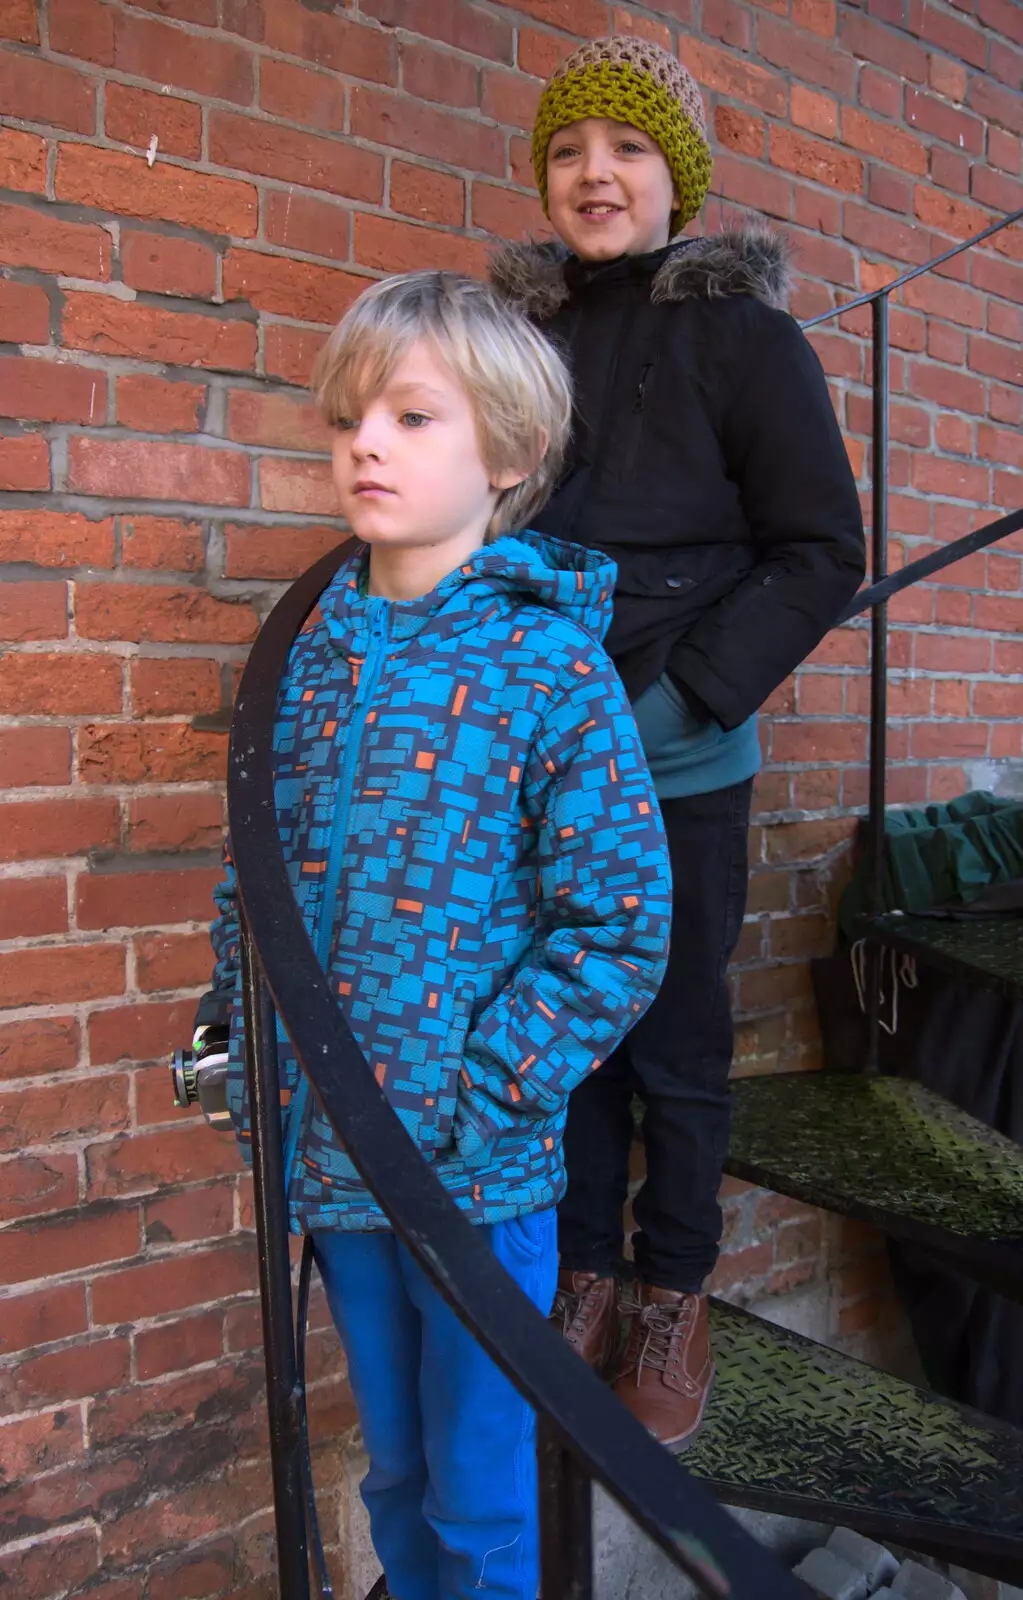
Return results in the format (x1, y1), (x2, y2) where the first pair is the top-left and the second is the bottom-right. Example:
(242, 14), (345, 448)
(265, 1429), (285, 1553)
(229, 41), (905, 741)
(851, 940), (918, 1038)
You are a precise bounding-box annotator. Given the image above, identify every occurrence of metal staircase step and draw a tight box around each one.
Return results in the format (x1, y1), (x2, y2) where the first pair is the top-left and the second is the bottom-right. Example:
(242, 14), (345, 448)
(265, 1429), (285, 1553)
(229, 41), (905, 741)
(689, 1299), (1023, 1584)
(726, 1073), (1023, 1302)
(861, 912), (1023, 996)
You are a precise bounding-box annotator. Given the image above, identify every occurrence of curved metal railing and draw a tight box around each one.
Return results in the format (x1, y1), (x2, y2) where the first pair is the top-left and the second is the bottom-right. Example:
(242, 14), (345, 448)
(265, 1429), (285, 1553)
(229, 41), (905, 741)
(231, 206), (1022, 1599)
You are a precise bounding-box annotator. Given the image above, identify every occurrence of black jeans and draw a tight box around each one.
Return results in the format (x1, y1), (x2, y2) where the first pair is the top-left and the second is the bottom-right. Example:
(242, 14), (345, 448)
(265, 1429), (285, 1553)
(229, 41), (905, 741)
(557, 778), (754, 1294)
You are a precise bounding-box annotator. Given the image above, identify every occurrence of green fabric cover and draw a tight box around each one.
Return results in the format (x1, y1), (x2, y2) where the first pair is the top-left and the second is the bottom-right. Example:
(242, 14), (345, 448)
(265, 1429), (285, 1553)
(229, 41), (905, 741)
(838, 791), (1023, 941)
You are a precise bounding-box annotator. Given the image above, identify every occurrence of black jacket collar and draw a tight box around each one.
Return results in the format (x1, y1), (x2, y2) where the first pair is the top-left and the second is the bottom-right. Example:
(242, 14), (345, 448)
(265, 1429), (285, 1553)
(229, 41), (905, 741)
(489, 224), (790, 320)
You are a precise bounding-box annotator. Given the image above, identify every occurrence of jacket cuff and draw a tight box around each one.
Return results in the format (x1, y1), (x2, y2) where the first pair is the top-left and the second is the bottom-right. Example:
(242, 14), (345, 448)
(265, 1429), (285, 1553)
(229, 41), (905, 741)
(453, 1094), (504, 1169)
(662, 664), (715, 726)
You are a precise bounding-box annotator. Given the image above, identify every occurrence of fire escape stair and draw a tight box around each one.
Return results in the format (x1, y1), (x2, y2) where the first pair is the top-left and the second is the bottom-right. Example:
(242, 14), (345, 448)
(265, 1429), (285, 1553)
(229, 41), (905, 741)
(858, 911), (1023, 1000)
(726, 1071), (1023, 1303)
(688, 1298), (1023, 1585)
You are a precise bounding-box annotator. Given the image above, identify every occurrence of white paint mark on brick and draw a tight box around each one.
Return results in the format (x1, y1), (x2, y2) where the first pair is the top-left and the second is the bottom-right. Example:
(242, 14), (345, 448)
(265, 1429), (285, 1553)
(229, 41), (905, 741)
(57, 277), (136, 300)
(146, 135), (159, 168)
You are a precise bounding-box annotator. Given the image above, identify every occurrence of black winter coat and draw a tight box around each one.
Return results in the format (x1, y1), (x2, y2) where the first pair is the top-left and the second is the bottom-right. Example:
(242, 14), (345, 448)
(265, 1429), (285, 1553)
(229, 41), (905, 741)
(490, 225), (866, 731)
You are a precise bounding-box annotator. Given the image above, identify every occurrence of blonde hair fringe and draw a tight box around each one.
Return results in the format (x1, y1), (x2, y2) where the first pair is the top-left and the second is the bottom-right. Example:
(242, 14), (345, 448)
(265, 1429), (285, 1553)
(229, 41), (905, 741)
(313, 270), (573, 540)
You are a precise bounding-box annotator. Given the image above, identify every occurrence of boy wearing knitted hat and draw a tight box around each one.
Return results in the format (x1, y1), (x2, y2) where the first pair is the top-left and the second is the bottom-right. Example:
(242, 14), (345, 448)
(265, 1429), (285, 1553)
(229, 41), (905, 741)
(493, 35), (866, 1449)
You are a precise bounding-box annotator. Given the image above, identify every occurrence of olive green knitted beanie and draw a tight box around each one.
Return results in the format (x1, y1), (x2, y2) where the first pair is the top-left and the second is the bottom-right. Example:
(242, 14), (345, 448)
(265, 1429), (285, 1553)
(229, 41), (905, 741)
(532, 36), (712, 234)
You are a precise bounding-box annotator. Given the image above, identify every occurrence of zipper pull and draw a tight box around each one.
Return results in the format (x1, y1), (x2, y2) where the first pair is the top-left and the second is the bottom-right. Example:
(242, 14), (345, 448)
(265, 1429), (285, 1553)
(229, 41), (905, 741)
(352, 602), (390, 707)
(633, 364), (652, 413)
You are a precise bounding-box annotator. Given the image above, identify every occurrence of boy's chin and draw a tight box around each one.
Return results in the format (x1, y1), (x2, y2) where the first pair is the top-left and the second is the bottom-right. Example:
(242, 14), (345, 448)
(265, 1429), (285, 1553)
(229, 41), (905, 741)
(574, 238), (630, 261)
(345, 514), (405, 545)
(562, 225), (634, 261)
(356, 526), (472, 552)
(554, 212), (666, 260)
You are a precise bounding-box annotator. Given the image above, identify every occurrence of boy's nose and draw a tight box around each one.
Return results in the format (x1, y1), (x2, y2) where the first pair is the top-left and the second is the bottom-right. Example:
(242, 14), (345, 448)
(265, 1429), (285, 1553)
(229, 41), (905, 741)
(579, 147), (613, 185)
(350, 422), (386, 461)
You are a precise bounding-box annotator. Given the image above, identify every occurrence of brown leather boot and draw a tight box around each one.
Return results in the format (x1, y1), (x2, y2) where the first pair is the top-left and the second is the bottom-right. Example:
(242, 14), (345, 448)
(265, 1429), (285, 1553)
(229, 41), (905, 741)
(612, 1284), (715, 1449)
(549, 1268), (619, 1372)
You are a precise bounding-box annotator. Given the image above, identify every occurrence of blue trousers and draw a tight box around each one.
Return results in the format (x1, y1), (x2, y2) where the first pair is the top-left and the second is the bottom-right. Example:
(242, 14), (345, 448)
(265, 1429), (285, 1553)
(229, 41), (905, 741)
(311, 1210), (558, 1600)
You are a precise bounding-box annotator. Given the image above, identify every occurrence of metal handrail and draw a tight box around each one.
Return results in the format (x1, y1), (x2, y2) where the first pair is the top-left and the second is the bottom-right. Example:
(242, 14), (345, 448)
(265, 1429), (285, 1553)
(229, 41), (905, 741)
(798, 206), (1022, 1070)
(801, 205), (1023, 330)
(229, 544), (812, 1600)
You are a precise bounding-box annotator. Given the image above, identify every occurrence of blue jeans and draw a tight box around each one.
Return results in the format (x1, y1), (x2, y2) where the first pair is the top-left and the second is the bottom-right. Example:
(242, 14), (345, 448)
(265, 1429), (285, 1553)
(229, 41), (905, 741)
(311, 1211), (558, 1600)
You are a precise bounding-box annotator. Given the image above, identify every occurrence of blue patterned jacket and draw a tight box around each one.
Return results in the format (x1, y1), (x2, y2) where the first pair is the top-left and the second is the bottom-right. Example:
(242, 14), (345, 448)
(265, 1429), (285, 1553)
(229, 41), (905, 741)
(208, 532), (672, 1232)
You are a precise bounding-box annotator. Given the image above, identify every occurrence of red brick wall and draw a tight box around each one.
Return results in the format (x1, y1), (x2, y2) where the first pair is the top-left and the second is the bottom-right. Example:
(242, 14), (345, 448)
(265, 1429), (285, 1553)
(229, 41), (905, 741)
(0, 0), (1020, 1592)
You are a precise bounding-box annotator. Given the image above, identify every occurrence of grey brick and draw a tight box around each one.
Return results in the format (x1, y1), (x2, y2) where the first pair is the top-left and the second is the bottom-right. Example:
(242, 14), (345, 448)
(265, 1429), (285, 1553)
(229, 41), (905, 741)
(891, 1561), (968, 1600)
(826, 1528), (899, 1590)
(793, 1548), (870, 1600)
(947, 1571), (1023, 1600)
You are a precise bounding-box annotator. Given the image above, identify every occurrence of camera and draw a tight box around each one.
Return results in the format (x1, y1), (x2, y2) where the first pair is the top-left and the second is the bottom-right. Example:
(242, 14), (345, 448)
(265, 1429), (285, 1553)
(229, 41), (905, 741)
(171, 1026), (232, 1132)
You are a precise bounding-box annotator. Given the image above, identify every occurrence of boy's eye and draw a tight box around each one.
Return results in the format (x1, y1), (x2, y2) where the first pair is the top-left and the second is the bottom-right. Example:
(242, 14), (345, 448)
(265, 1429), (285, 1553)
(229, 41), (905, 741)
(550, 144), (578, 161)
(618, 140), (646, 155)
(335, 416), (358, 432)
(400, 411), (430, 428)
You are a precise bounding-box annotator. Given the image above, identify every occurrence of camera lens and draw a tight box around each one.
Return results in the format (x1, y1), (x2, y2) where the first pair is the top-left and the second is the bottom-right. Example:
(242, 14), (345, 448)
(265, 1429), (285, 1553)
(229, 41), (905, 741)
(171, 1048), (199, 1109)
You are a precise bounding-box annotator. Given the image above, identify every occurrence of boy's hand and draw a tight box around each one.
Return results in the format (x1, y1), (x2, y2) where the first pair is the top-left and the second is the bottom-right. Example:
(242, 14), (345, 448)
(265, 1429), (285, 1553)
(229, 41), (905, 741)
(447, 653), (672, 1163)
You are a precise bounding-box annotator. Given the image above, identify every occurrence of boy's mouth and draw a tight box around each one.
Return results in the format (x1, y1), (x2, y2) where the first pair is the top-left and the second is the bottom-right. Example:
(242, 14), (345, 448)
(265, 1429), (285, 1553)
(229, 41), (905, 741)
(353, 480), (395, 496)
(577, 203), (624, 218)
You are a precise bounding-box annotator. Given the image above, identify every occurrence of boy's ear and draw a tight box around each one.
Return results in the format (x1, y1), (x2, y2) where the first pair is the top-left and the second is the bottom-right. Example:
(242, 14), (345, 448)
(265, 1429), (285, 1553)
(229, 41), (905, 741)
(492, 430), (548, 492)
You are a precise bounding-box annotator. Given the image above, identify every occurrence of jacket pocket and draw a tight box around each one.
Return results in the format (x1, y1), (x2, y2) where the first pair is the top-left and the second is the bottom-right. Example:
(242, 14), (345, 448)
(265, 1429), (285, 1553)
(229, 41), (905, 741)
(417, 980), (474, 1154)
(609, 549), (700, 599)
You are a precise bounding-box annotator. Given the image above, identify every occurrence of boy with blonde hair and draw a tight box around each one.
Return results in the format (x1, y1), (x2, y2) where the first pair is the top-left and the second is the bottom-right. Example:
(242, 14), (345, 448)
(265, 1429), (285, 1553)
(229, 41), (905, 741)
(198, 270), (672, 1600)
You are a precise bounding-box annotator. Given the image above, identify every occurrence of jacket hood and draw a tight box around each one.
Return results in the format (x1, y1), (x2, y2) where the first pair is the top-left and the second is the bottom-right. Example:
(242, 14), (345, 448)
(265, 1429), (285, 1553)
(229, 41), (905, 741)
(319, 531), (617, 657)
(489, 222), (791, 320)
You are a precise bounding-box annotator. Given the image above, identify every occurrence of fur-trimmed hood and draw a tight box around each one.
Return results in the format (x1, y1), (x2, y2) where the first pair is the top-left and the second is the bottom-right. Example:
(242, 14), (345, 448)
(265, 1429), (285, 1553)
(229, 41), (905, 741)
(489, 222), (791, 320)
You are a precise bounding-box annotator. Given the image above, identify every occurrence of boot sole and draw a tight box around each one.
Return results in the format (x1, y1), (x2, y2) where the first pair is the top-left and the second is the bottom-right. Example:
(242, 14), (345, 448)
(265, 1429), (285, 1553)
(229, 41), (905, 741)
(662, 1365), (717, 1454)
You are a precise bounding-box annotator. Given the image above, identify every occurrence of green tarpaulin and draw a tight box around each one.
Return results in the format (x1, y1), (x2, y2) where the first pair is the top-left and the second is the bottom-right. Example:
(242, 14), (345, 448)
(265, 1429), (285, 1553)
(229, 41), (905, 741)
(838, 791), (1023, 942)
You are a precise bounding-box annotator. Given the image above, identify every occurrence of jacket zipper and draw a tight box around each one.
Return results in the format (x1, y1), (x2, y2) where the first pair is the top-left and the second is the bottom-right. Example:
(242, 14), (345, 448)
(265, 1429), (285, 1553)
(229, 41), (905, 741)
(593, 298), (639, 466)
(281, 600), (391, 1196)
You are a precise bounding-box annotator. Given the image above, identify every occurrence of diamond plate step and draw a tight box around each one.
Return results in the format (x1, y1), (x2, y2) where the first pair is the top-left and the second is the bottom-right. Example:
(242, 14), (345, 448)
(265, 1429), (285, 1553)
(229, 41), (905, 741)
(861, 913), (1023, 997)
(689, 1299), (1023, 1585)
(726, 1074), (1023, 1302)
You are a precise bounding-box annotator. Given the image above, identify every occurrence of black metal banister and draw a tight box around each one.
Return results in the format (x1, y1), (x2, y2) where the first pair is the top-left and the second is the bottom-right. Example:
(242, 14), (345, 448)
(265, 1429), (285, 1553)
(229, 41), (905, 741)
(864, 294), (891, 1072)
(240, 918), (310, 1595)
(839, 502), (1023, 622)
(800, 205), (1023, 331)
(229, 544), (812, 1599)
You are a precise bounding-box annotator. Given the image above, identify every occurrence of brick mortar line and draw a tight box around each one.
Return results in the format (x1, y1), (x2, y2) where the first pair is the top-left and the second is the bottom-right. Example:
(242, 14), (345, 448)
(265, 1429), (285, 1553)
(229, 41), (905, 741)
(5, 100), (520, 185)
(0, 421), (335, 462)
(0, 926), (213, 948)
(0, 782), (227, 798)
(0, 985), (205, 1023)
(0, 1522), (98, 1559)
(0, 512), (344, 537)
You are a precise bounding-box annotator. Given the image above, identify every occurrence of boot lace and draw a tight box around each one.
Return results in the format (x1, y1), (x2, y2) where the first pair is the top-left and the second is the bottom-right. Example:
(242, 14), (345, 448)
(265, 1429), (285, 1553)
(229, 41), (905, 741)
(551, 1278), (603, 1339)
(620, 1294), (695, 1383)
